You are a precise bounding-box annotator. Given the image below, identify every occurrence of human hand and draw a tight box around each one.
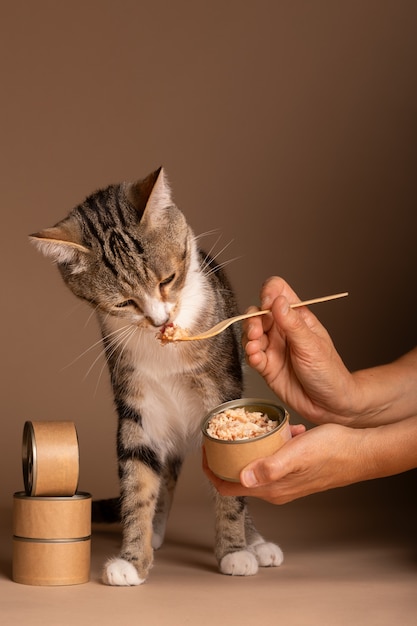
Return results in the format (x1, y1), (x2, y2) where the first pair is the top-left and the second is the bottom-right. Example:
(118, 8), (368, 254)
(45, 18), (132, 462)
(242, 276), (357, 425)
(203, 422), (370, 504)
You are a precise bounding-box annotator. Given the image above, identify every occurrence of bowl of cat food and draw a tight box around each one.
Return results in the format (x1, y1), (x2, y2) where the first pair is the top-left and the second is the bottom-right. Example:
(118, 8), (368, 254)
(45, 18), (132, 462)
(202, 398), (291, 482)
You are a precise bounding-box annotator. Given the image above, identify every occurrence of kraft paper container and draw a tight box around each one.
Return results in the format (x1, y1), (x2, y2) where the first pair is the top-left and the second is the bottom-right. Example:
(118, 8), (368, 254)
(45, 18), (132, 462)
(13, 492), (91, 539)
(12, 492), (91, 586)
(22, 420), (79, 497)
(202, 398), (291, 482)
(12, 537), (91, 586)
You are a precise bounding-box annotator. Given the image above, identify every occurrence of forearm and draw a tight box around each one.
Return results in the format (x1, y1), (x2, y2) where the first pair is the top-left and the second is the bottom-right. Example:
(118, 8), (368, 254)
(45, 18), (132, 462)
(350, 348), (417, 426)
(360, 415), (417, 478)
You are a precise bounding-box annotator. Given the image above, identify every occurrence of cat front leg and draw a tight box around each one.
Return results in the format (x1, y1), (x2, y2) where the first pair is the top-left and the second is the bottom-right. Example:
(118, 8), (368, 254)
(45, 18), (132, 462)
(152, 456), (183, 550)
(213, 492), (284, 575)
(103, 442), (162, 586)
(244, 510), (284, 567)
(213, 491), (259, 576)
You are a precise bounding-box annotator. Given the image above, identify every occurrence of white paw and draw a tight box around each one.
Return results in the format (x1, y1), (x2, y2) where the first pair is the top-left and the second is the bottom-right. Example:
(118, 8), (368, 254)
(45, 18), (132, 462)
(220, 550), (259, 576)
(103, 558), (146, 586)
(250, 541), (284, 567)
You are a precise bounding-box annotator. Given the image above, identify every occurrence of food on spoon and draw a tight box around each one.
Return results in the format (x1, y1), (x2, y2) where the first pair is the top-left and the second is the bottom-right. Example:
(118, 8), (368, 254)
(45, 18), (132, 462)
(206, 408), (278, 441)
(156, 322), (190, 345)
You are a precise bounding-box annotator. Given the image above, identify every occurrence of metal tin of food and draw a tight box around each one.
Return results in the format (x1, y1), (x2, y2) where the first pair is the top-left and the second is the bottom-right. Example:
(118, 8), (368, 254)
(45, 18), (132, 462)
(202, 398), (291, 482)
(22, 420), (79, 497)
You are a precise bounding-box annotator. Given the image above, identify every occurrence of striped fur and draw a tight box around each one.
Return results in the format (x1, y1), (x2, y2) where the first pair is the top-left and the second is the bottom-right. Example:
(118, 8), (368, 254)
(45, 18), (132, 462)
(30, 168), (284, 585)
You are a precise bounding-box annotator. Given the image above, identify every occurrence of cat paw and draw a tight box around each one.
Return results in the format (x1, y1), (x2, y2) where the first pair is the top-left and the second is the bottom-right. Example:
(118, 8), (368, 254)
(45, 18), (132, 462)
(250, 541), (284, 567)
(103, 558), (146, 586)
(219, 550), (259, 576)
(151, 531), (164, 550)
(152, 515), (168, 550)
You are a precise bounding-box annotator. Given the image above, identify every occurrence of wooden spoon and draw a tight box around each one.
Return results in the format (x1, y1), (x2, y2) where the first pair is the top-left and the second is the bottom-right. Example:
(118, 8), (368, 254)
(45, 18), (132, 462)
(167, 291), (348, 342)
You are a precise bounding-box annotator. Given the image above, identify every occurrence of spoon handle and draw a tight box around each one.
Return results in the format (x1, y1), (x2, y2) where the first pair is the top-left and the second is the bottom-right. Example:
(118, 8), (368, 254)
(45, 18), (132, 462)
(290, 292), (349, 309)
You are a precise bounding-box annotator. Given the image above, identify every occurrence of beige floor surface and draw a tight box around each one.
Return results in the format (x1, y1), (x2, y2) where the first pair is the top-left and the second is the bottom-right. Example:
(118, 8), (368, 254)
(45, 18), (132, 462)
(1, 470), (416, 626)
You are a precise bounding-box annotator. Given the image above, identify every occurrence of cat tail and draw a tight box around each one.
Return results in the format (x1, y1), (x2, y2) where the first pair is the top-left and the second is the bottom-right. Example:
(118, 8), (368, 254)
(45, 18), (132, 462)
(91, 497), (121, 523)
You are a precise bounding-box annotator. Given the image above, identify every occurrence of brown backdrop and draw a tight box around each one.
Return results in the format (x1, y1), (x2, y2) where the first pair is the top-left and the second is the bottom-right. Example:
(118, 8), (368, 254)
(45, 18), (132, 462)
(1, 0), (416, 507)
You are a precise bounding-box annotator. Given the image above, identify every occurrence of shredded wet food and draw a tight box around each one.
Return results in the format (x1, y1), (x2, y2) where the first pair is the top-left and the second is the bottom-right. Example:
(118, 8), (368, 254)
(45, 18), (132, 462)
(157, 323), (189, 345)
(206, 408), (278, 440)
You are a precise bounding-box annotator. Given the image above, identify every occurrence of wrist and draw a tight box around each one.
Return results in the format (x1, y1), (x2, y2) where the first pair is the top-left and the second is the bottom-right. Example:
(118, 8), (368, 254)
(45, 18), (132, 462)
(311, 371), (363, 427)
(361, 417), (417, 478)
(341, 369), (383, 426)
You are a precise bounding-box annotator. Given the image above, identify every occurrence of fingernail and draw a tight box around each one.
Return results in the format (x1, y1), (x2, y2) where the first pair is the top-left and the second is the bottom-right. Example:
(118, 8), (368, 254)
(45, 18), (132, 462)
(241, 470), (258, 487)
(261, 296), (271, 310)
(280, 298), (290, 315)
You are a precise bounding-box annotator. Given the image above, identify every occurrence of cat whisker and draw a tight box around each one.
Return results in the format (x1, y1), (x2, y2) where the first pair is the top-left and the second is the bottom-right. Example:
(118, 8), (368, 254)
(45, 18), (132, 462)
(84, 302), (102, 329)
(62, 301), (84, 321)
(199, 232), (224, 268)
(86, 349), (109, 387)
(193, 228), (221, 242)
(207, 237), (235, 264)
(202, 255), (242, 278)
(101, 325), (136, 366)
(62, 324), (131, 371)
(90, 325), (138, 394)
(197, 230), (240, 280)
(109, 326), (137, 373)
(83, 339), (122, 382)
(97, 325), (141, 394)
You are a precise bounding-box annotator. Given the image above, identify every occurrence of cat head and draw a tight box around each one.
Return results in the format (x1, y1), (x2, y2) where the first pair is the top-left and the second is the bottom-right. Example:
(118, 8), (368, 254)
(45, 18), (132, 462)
(30, 168), (194, 328)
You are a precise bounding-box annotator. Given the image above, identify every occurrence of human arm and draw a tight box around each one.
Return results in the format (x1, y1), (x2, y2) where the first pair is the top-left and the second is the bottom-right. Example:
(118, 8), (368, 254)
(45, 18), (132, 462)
(243, 276), (417, 427)
(204, 275), (417, 504)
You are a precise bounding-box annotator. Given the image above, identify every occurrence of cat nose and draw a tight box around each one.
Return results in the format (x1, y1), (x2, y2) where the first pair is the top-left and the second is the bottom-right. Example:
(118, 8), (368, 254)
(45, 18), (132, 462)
(146, 314), (170, 328)
(143, 298), (171, 328)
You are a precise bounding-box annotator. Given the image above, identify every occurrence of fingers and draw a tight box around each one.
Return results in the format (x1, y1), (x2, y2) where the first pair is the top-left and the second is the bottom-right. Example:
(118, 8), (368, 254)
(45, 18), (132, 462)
(242, 276), (292, 340)
(266, 294), (335, 371)
(242, 275), (309, 350)
(290, 423), (306, 437)
(242, 276), (294, 342)
(260, 276), (300, 310)
(240, 453), (287, 488)
(260, 276), (329, 340)
(242, 306), (271, 373)
(242, 311), (262, 346)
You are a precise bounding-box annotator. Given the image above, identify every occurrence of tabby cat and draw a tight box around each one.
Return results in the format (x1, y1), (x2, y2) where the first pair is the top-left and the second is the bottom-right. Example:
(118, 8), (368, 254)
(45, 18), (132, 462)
(30, 167), (283, 585)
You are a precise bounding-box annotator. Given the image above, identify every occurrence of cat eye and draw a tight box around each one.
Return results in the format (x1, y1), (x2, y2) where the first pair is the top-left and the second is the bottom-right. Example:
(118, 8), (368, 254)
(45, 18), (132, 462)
(159, 273), (176, 288)
(115, 299), (136, 309)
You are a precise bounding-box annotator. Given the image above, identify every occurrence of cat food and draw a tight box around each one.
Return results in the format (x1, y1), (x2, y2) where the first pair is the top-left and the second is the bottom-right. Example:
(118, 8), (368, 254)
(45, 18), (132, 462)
(157, 323), (189, 345)
(202, 399), (291, 482)
(206, 408), (278, 441)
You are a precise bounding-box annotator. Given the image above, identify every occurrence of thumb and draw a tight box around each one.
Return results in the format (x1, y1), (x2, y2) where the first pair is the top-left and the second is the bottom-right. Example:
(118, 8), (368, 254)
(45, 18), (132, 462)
(240, 449), (291, 488)
(271, 296), (326, 353)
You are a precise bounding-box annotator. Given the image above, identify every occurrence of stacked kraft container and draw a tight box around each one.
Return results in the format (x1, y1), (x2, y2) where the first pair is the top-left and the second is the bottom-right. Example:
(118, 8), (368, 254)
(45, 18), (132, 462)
(12, 421), (91, 585)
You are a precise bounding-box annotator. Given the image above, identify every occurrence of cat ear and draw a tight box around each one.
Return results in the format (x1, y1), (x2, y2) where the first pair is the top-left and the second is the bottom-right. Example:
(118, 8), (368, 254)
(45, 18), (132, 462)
(128, 167), (174, 225)
(29, 223), (90, 266)
(144, 167), (173, 213)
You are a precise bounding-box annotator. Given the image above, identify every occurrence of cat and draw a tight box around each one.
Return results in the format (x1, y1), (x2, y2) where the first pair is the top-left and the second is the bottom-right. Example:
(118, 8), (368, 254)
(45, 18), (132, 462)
(29, 167), (284, 585)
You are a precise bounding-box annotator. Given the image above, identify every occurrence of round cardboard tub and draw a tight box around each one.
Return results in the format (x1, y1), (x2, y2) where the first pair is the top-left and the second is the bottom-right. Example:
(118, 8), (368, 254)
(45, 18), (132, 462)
(12, 491), (91, 586)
